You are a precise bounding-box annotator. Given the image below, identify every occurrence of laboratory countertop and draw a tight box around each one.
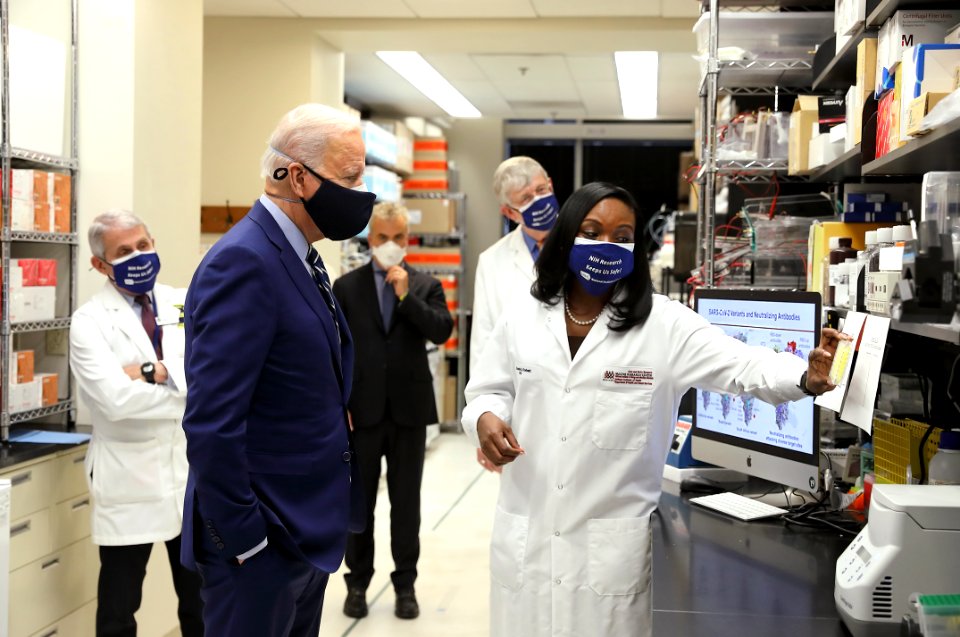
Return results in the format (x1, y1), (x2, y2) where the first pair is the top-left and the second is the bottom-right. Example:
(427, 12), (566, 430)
(0, 426), (90, 471)
(653, 485), (855, 637)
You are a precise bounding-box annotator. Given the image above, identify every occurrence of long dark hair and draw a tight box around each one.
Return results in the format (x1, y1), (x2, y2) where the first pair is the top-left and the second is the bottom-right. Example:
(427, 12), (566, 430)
(531, 182), (653, 332)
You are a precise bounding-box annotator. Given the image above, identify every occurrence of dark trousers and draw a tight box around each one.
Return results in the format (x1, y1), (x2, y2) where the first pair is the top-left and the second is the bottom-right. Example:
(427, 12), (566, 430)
(96, 535), (204, 637)
(195, 538), (328, 637)
(344, 421), (426, 592)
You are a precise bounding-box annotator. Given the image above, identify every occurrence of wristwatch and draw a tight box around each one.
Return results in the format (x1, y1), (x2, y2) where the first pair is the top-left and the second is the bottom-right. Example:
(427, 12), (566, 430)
(141, 362), (157, 384)
(798, 371), (816, 397)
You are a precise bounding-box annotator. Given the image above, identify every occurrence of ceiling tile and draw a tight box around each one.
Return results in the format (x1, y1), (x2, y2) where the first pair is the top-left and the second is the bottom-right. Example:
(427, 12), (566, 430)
(531, 0), (661, 17)
(471, 54), (573, 85)
(281, 0), (415, 18)
(566, 55), (617, 83)
(204, 0), (296, 17)
(403, 0), (537, 18)
(422, 54), (489, 82)
(576, 80), (623, 117)
(660, 0), (701, 18)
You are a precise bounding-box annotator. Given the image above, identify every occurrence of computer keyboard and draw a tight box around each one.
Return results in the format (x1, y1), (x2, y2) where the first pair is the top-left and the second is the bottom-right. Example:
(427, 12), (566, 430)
(689, 491), (788, 521)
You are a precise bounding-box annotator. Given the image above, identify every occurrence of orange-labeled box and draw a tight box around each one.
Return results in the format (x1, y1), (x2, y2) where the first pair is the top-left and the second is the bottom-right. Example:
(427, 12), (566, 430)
(33, 202), (54, 232)
(13, 350), (35, 384)
(53, 203), (70, 233)
(52, 173), (71, 206)
(36, 373), (59, 406)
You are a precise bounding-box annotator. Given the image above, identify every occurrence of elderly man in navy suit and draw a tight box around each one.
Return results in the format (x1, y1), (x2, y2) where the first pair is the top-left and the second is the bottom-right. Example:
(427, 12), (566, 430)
(181, 103), (371, 637)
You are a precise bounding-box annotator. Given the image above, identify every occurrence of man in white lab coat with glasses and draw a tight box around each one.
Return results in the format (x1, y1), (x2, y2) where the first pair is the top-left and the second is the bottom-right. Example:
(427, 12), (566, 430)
(70, 210), (203, 636)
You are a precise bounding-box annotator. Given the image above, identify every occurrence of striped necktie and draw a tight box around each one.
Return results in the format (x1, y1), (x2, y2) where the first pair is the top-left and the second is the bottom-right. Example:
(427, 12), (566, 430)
(305, 246), (340, 342)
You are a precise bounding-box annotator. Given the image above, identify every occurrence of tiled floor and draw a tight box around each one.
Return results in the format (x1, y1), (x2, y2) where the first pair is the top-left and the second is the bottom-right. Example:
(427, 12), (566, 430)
(319, 432), (497, 636)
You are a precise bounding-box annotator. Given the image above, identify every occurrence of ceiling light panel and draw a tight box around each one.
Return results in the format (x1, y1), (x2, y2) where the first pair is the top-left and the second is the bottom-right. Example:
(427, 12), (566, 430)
(614, 51), (659, 119)
(376, 51), (481, 118)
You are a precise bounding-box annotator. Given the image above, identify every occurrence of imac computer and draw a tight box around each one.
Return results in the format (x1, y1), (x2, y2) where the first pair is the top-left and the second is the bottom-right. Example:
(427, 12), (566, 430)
(690, 288), (822, 493)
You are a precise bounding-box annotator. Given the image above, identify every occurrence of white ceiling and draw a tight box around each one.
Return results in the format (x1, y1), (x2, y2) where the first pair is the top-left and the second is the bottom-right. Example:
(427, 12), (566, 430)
(204, 0), (701, 121)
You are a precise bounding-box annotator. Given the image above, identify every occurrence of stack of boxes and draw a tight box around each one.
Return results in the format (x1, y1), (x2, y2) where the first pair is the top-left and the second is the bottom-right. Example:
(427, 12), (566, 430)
(7, 349), (59, 412)
(841, 192), (909, 222)
(9, 169), (71, 233)
(404, 138), (449, 194)
(873, 10), (960, 156)
(6, 259), (58, 322)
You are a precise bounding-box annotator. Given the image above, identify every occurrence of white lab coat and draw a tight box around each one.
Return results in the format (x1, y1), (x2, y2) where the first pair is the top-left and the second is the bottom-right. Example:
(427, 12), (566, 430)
(70, 282), (189, 546)
(470, 226), (535, 377)
(462, 293), (808, 637)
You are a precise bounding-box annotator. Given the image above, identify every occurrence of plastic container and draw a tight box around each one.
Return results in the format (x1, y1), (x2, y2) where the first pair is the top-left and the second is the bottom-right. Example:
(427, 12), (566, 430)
(923, 172), (960, 274)
(835, 258), (856, 309)
(928, 429), (960, 485)
(829, 239), (857, 306)
(917, 594), (960, 637)
(852, 230), (878, 311)
(866, 227), (894, 312)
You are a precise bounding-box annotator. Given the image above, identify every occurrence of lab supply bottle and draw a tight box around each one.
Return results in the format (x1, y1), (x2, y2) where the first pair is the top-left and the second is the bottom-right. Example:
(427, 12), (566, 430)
(823, 237), (839, 303)
(828, 237), (856, 307)
(928, 430), (960, 485)
(852, 230), (878, 311)
(835, 258), (856, 309)
(865, 227), (894, 313)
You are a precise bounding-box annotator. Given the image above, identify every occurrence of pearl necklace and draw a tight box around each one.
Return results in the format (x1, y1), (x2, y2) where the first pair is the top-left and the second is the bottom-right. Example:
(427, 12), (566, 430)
(564, 299), (603, 326)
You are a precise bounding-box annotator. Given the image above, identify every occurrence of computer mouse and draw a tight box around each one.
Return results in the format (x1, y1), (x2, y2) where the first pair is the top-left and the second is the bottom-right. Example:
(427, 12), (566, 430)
(680, 475), (724, 494)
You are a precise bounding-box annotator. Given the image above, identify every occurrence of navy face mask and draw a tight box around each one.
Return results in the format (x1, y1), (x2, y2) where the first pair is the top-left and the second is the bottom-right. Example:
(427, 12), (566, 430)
(109, 250), (161, 295)
(518, 192), (560, 231)
(567, 237), (635, 296)
(270, 148), (376, 241)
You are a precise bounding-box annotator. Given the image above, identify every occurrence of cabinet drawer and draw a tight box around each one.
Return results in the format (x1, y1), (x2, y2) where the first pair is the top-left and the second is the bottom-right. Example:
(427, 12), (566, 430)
(10, 539), (98, 637)
(53, 447), (88, 503)
(9, 508), (53, 571)
(29, 598), (96, 637)
(52, 494), (92, 548)
(1, 458), (55, 520)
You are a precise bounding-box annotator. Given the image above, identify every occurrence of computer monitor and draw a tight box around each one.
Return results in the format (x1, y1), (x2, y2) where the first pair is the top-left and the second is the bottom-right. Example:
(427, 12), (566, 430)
(690, 288), (821, 492)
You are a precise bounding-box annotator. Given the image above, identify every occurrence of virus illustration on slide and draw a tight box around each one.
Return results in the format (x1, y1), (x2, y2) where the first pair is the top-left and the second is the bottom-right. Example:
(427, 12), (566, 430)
(721, 394), (732, 419)
(785, 340), (805, 359)
(775, 403), (789, 429)
(702, 391), (712, 409)
(741, 395), (755, 424)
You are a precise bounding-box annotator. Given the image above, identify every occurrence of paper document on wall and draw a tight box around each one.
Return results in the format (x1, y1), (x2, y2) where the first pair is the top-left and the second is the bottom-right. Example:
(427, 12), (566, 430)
(815, 311), (866, 414)
(839, 315), (890, 434)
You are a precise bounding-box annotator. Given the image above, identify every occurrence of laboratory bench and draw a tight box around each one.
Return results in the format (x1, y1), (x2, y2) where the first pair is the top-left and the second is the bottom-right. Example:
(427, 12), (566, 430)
(653, 484), (856, 637)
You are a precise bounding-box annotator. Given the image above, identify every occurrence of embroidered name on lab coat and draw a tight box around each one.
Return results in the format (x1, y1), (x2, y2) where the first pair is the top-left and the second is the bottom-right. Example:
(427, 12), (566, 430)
(600, 366), (654, 388)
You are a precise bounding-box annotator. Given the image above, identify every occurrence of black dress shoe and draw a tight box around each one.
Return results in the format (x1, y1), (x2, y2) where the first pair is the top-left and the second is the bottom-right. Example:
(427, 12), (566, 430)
(343, 588), (368, 618)
(395, 589), (420, 619)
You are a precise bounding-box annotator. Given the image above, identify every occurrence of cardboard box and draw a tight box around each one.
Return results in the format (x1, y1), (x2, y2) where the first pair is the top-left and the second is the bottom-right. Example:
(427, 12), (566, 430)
(405, 246), (462, 267)
(53, 203), (69, 233)
(906, 91), (950, 136)
(855, 37), (878, 145)
(10, 169), (49, 203)
(14, 350), (35, 384)
(17, 259), (39, 286)
(819, 96), (846, 132)
(809, 132), (845, 168)
(808, 221), (889, 292)
(36, 373), (59, 406)
(945, 20), (960, 44)
(32, 286), (56, 320)
(33, 201), (53, 232)
(51, 172), (71, 207)
(402, 198), (458, 234)
(412, 138), (448, 163)
(442, 375), (457, 423)
(11, 198), (34, 230)
(877, 10), (960, 93)
(36, 259), (57, 286)
(898, 44), (960, 139)
(13, 379), (43, 412)
(789, 96), (820, 174)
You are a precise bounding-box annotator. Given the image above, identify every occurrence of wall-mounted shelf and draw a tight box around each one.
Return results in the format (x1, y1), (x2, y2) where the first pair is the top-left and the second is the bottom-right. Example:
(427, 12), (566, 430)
(812, 26), (875, 91)
(866, 0), (957, 28)
(827, 306), (960, 345)
(810, 145), (862, 182)
(862, 117), (960, 175)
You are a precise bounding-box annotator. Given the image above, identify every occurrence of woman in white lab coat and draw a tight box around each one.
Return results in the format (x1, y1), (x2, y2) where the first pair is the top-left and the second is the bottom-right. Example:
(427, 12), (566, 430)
(461, 182), (842, 637)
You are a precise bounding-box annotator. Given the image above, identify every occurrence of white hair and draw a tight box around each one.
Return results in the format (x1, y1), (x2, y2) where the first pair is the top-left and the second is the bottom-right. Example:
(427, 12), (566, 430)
(492, 156), (549, 205)
(260, 103), (361, 180)
(371, 201), (409, 228)
(88, 209), (149, 259)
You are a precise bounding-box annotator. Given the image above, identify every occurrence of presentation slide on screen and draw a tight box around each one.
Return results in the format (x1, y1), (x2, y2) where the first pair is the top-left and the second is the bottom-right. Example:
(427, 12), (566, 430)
(695, 298), (816, 454)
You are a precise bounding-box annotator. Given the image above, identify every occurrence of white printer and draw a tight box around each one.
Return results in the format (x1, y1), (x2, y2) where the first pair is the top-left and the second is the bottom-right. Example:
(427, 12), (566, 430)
(835, 484), (960, 637)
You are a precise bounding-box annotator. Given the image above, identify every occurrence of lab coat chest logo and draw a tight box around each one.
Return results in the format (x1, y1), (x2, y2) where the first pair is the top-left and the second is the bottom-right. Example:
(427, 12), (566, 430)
(601, 366), (654, 388)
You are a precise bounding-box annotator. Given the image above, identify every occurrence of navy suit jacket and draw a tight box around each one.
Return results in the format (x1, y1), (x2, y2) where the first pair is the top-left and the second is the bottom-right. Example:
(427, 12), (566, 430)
(180, 201), (364, 574)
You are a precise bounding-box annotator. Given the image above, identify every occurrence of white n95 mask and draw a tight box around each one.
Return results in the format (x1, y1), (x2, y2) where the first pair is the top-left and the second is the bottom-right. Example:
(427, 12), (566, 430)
(371, 241), (406, 268)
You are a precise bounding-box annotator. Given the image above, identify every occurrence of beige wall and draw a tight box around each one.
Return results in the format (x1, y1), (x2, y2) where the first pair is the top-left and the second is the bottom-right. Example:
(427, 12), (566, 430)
(77, 1), (203, 633)
(446, 118), (505, 307)
(202, 17), (347, 274)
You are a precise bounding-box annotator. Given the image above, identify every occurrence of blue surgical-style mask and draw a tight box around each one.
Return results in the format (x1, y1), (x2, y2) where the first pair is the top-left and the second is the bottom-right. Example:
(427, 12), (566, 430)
(110, 250), (161, 295)
(519, 192), (560, 231)
(270, 146), (376, 241)
(567, 237), (634, 296)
